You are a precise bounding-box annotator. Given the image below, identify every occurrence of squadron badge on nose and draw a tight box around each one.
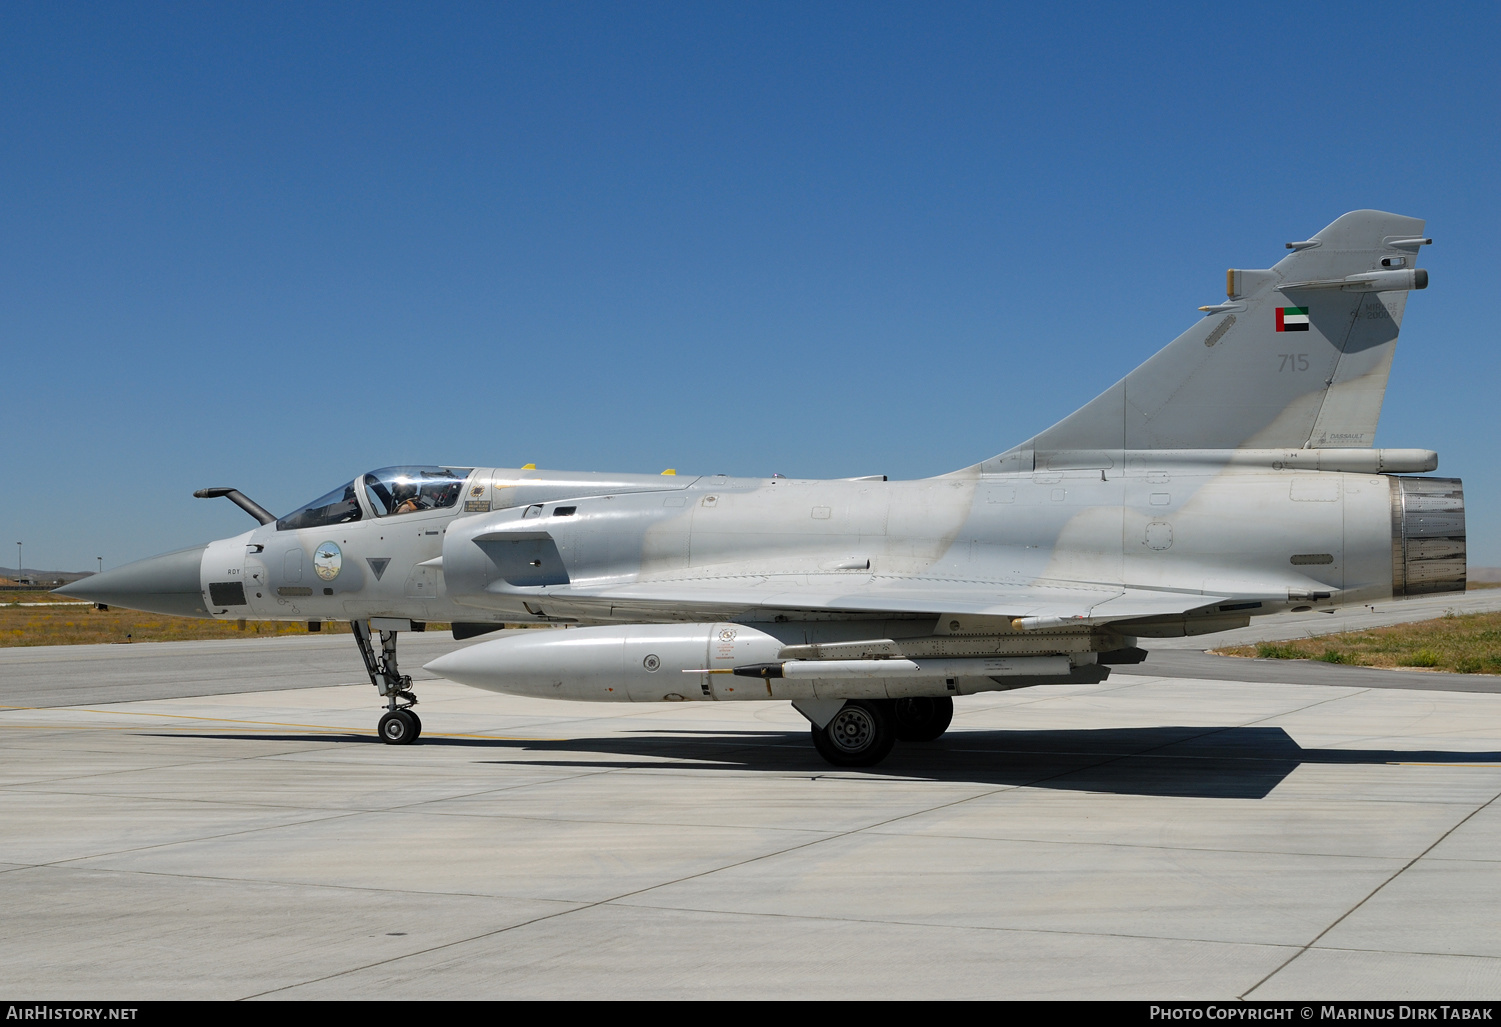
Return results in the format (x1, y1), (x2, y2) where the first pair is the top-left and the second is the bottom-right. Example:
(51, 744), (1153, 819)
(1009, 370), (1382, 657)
(314, 541), (343, 581)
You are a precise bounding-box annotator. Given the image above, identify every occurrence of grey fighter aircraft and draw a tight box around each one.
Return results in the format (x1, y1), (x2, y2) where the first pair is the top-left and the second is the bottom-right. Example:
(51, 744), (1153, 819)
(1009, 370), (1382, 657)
(60, 210), (1462, 766)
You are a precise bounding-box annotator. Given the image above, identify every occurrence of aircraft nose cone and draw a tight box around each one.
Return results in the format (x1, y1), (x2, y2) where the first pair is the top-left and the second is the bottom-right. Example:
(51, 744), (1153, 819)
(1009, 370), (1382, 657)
(54, 544), (211, 618)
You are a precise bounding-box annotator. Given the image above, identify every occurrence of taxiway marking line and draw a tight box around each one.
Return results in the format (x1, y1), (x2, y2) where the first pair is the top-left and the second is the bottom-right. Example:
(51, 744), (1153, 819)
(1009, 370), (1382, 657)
(1389, 761), (1501, 767)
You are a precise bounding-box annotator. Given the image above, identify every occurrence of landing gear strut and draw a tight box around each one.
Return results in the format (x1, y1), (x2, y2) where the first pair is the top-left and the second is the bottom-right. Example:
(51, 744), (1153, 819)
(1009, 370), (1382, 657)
(353, 620), (421, 744)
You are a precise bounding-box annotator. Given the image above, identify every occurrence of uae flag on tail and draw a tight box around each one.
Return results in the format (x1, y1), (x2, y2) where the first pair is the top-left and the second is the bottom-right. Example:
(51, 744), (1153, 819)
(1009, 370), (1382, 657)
(1276, 307), (1310, 332)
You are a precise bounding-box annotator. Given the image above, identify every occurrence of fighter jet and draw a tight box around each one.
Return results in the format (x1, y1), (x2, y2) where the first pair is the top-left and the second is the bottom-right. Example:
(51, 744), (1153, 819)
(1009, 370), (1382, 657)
(60, 210), (1462, 766)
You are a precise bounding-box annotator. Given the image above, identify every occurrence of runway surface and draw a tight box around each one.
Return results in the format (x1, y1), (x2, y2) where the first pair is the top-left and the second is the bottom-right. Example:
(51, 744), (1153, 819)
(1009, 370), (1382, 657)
(0, 631), (468, 708)
(4, 626), (1501, 999)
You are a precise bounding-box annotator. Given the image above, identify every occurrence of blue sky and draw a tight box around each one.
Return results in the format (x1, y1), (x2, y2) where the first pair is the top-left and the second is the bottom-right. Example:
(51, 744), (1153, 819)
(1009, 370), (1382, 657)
(4, 2), (1498, 571)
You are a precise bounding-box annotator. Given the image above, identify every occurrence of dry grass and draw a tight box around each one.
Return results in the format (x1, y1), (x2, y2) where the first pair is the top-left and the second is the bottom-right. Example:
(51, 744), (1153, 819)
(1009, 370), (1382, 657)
(0, 590), (87, 604)
(1214, 610), (1501, 675)
(0, 601), (330, 646)
(0, 592), (510, 647)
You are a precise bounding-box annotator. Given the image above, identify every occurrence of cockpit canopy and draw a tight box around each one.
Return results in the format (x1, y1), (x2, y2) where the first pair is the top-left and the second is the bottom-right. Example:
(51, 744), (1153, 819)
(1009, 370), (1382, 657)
(362, 466), (472, 517)
(276, 466), (473, 530)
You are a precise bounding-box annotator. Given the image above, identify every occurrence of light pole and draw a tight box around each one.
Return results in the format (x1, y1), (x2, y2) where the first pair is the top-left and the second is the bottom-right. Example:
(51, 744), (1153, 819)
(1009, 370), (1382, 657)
(97, 557), (103, 575)
(15, 542), (21, 586)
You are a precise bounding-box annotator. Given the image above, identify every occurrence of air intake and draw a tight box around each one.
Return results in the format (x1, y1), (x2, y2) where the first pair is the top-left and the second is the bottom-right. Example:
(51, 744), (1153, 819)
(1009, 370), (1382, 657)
(1390, 477), (1466, 596)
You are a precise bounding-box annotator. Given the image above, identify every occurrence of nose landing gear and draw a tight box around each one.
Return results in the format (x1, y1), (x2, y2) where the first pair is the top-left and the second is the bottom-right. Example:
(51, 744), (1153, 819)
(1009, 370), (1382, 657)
(378, 708), (421, 744)
(354, 620), (421, 744)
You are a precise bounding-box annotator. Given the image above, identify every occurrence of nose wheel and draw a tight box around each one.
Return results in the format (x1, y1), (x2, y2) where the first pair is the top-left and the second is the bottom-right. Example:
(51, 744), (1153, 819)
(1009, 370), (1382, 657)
(378, 709), (422, 744)
(353, 620), (422, 745)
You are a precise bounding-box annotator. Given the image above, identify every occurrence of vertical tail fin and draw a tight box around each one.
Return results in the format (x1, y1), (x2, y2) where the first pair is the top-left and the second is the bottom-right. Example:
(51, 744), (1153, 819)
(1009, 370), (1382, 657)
(983, 210), (1430, 472)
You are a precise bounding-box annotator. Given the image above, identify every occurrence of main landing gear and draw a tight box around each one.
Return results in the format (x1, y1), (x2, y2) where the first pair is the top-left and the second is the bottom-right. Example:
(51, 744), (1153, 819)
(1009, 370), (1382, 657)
(353, 620), (421, 744)
(891, 696), (954, 742)
(809, 697), (954, 767)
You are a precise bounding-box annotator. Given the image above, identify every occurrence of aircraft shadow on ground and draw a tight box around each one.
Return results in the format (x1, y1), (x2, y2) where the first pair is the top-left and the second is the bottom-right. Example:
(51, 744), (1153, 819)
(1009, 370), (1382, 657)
(150, 724), (1501, 799)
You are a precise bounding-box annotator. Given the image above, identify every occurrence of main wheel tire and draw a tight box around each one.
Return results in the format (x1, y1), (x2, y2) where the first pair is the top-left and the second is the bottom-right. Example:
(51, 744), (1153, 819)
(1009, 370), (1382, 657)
(378, 709), (418, 745)
(810, 700), (896, 767)
(891, 696), (954, 742)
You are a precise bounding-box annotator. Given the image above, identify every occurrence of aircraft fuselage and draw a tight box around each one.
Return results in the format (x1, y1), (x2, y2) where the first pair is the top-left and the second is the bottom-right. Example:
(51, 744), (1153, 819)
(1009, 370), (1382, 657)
(196, 457), (1461, 635)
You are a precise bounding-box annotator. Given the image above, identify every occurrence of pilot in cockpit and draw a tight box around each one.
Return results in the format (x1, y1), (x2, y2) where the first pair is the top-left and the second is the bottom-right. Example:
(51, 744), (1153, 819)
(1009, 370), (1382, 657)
(392, 483), (422, 514)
